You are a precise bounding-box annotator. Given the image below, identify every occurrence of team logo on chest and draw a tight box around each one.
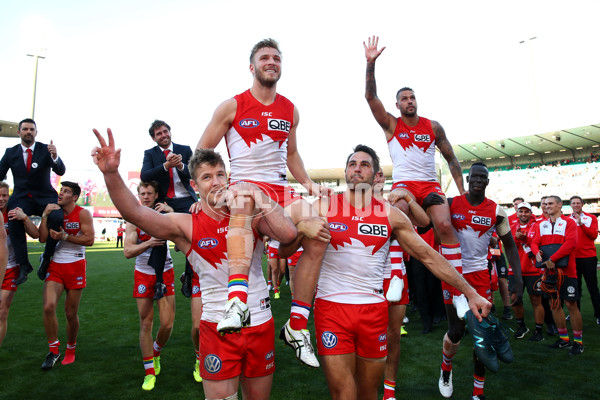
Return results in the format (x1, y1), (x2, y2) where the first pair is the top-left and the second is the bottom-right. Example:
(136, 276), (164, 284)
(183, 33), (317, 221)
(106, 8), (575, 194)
(268, 118), (291, 133)
(65, 222), (79, 230)
(471, 215), (492, 227)
(328, 222), (348, 232)
(198, 238), (218, 249)
(239, 118), (260, 128)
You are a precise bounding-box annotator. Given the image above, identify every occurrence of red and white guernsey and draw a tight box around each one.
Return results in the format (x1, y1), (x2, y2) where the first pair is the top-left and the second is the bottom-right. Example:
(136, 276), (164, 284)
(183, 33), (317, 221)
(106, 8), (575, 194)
(388, 116), (437, 182)
(134, 228), (173, 275)
(450, 195), (499, 274)
(186, 212), (271, 326)
(53, 206), (87, 263)
(510, 219), (538, 276)
(226, 90), (295, 185)
(570, 212), (599, 259)
(316, 193), (392, 304)
(2, 209), (17, 269)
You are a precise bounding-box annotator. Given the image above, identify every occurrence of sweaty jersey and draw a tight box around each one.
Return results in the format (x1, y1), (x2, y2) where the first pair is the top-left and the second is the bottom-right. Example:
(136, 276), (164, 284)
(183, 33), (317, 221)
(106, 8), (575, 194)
(2, 209), (17, 269)
(450, 195), (501, 274)
(53, 206), (87, 263)
(317, 193), (392, 304)
(388, 116), (437, 182)
(186, 211), (271, 326)
(134, 228), (174, 275)
(226, 89), (295, 185)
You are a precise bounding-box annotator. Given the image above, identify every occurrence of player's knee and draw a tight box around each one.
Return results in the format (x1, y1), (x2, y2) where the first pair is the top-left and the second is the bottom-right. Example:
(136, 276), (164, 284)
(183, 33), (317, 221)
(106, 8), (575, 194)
(206, 393), (238, 400)
(447, 328), (463, 344)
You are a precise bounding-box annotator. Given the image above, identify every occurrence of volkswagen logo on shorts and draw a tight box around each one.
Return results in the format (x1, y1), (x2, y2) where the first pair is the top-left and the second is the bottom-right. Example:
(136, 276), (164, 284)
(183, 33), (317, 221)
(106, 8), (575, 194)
(204, 354), (222, 373)
(265, 351), (274, 360)
(192, 285), (200, 295)
(138, 284), (147, 294)
(567, 286), (575, 296)
(328, 222), (348, 232)
(378, 333), (387, 342)
(321, 331), (338, 349)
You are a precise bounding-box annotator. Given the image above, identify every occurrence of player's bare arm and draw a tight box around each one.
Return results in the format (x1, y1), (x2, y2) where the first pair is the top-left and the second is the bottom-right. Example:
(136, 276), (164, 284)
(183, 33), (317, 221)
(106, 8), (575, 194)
(38, 204), (61, 243)
(48, 209), (95, 246)
(364, 35), (396, 140)
(8, 207), (40, 239)
(123, 222), (166, 259)
(92, 129), (191, 252)
(197, 98), (238, 150)
(388, 204), (490, 320)
(286, 107), (331, 197)
(432, 120), (465, 194)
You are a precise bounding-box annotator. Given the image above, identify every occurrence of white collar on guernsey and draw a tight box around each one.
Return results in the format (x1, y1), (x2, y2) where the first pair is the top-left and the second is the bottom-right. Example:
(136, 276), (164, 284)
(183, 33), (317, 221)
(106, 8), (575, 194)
(20, 142), (36, 153)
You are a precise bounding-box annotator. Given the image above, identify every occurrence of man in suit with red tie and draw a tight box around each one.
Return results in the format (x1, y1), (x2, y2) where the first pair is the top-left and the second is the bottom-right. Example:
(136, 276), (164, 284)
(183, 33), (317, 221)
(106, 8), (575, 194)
(0, 118), (66, 285)
(141, 120), (197, 298)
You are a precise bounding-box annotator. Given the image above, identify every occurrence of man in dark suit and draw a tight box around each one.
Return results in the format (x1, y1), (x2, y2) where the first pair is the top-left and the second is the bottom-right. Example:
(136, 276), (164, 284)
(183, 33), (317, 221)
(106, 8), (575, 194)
(0, 118), (66, 285)
(141, 120), (197, 298)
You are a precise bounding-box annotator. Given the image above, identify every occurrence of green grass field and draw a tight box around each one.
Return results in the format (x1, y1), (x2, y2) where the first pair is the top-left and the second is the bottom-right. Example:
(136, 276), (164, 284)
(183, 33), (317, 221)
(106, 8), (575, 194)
(1, 242), (599, 399)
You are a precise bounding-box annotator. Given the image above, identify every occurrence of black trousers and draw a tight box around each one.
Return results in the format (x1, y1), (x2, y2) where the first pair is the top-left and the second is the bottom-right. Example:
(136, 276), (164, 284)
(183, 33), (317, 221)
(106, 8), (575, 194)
(576, 257), (600, 318)
(409, 257), (445, 328)
(7, 195), (62, 267)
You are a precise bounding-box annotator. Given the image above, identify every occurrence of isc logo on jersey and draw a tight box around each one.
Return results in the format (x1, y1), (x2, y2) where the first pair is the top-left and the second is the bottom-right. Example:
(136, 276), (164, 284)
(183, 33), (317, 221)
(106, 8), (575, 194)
(358, 223), (388, 237)
(198, 238), (218, 249)
(239, 118), (259, 128)
(65, 222), (79, 229)
(329, 222), (348, 232)
(471, 215), (492, 226)
(414, 134), (431, 142)
(268, 118), (291, 133)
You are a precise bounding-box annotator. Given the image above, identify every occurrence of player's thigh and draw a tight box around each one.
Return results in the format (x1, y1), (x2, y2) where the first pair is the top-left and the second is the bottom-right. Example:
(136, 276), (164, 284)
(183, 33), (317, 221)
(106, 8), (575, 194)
(240, 373), (273, 400)
(284, 197), (318, 225)
(203, 377), (240, 400)
(0, 290), (16, 316)
(321, 353), (357, 397)
(157, 294), (176, 325)
(43, 281), (64, 311)
(64, 288), (84, 316)
(355, 355), (386, 399)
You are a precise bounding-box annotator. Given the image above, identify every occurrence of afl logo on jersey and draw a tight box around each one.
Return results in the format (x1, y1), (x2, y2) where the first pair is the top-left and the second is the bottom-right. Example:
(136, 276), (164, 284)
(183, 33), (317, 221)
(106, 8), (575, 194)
(268, 118), (291, 133)
(328, 222), (348, 232)
(358, 223), (388, 237)
(239, 118), (259, 128)
(398, 132), (409, 139)
(198, 238), (218, 249)
(471, 215), (492, 226)
(452, 213), (465, 221)
(414, 134), (431, 142)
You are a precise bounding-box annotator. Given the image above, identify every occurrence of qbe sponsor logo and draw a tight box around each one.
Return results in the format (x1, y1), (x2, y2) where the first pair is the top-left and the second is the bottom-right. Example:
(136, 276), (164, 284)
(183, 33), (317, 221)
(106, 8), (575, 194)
(358, 223), (388, 237)
(65, 222), (79, 229)
(414, 134), (431, 142)
(471, 215), (492, 227)
(268, 118), (291, 133)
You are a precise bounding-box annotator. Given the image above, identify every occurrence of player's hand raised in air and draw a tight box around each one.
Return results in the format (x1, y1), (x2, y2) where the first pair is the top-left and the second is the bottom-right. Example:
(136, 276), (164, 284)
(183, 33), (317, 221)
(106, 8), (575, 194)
(91, 128), (121, 174)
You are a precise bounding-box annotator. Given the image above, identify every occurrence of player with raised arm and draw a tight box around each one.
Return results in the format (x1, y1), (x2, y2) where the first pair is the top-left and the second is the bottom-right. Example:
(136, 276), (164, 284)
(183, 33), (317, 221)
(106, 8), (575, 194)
(92, 128), (297, 399)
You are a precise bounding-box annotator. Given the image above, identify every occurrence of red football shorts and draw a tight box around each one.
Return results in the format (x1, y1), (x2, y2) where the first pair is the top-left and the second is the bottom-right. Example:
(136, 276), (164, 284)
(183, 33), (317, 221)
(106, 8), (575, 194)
(199, 318), (275, 380)
(2, 267), (19, 291)
(46, 259), (87, 290)
(442, 269), (492, 305)
(231, 180), (303, 208)
(133, 268), (175, 298)
(392, 180), (446, 205)
(287, 250), (303, 266)
(314, 298), (388, 358)
(383, 274), (409, 305)
(267, 246), (280, 260)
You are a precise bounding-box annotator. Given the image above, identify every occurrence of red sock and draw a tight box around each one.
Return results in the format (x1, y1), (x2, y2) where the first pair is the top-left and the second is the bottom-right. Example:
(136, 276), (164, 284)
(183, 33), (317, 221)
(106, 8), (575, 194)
(290, 300), (311, 330)
(48, 339), (60, 355)
(143, 356), (155, 376)
(383, 379), (396, 399)
(153, 340), (164, 358)
(473, 374), (485, 396)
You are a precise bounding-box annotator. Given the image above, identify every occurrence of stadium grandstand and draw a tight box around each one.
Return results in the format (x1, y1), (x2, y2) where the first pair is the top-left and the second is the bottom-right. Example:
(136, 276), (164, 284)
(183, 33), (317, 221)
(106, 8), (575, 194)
(288, 123), (600, 217)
